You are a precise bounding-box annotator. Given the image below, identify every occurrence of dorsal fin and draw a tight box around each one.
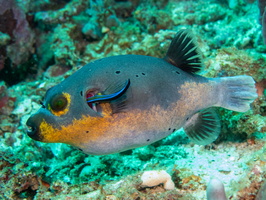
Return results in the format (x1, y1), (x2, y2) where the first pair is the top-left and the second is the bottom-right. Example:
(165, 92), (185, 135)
(164, 30), (203, 74)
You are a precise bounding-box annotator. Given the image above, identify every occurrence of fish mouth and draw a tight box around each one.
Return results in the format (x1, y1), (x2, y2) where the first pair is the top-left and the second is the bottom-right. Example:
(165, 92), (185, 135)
(26, 109), (54, 142)
(26, 115), (42, 141)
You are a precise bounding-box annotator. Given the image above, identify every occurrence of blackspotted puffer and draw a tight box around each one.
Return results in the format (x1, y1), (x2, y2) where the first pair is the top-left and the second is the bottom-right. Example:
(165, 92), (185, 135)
(26, 30), (258, 155)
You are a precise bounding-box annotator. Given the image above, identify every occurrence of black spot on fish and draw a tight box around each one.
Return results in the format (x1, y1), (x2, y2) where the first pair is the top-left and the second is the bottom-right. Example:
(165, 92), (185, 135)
(168, 128), (171, 131)
(115, 70), (121, 74)
(172, 129), (176, 133)
(80, 91), (83, 96)
(86, 131), (89, 133)
(147, 139), (150, 142)
(186, 117), (189, 121)
(39, 101), (45, 108)
(136, 75), (139, 77)
(175, 70), (180, 74)
(142, 72), (146, 76)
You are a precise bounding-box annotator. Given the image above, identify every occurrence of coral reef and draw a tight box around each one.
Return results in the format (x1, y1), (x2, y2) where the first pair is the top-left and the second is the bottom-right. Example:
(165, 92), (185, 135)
(0, 0), (35, 85)
(0, 0), (265, 199)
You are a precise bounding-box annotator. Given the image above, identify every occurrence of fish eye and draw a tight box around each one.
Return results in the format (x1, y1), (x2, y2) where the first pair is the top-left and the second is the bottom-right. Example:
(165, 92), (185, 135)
(50, 94), (68, 111)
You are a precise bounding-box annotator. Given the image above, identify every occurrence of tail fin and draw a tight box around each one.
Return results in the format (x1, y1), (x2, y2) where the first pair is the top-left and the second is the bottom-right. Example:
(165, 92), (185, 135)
(217, 75), (257, 112)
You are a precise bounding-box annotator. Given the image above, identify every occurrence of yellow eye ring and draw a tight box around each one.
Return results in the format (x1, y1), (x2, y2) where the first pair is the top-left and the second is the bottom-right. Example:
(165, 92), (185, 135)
(49, 93), (71, 116)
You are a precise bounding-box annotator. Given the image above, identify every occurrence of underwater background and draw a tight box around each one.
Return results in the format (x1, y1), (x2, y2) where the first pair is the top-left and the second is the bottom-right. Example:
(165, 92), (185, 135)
(0, 0), (266, 199)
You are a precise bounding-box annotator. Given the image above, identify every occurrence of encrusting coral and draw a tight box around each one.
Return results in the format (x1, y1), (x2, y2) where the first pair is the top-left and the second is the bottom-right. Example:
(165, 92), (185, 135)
(140, 170), (175, 190)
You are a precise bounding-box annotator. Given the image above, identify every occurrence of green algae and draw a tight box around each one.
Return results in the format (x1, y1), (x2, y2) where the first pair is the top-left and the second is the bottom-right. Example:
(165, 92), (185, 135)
(0, 32), (11, 46)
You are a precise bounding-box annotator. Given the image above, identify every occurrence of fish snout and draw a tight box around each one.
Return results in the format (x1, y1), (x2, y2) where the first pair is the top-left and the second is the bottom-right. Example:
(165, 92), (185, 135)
(26, 114), (43, 141)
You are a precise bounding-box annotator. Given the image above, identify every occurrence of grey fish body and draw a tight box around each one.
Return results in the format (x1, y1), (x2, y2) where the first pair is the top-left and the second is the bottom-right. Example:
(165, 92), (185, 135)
(65, 55), (218, 154)
(26, 30), (257, 155)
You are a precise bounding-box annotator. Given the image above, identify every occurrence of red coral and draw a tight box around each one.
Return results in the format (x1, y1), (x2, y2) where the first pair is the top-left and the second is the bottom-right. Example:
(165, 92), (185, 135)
(0, 83), (16, 115)
(0, 0), (35, 65)
(255, 79), (266, 97)
(0, 7), (17, 38)
(0, 0), (35, 85)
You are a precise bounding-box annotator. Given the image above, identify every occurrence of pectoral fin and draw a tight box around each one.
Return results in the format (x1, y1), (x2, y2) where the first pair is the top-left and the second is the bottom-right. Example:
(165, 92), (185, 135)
(87, 79), (131, 113)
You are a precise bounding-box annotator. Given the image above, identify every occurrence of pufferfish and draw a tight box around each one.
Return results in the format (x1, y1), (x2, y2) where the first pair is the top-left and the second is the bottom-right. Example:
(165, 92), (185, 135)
(26, 30), (258, 155)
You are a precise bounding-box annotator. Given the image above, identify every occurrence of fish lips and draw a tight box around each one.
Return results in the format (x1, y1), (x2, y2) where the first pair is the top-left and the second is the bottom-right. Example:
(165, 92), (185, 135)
(26, 108), (57, 142)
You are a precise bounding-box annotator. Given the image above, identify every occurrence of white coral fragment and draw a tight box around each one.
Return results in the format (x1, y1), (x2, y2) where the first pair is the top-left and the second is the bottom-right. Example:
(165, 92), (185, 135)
(140, 170), (175, 190)
(207, 178), (227, 200)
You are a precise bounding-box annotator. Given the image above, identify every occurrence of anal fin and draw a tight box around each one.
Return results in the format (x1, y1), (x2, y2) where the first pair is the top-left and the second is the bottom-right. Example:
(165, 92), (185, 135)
(184, 108), (221, 145)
